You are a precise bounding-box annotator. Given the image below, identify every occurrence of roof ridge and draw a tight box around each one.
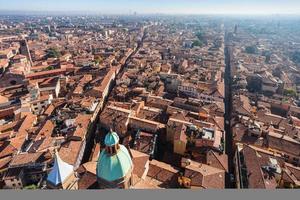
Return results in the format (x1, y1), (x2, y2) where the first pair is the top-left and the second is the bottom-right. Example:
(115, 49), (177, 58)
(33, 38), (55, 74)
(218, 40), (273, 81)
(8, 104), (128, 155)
(47, 152), (74, 186)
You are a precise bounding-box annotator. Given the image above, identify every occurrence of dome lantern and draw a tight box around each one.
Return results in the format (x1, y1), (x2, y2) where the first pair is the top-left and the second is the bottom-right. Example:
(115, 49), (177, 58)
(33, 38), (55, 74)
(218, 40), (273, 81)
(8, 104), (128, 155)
(104, 130), (120, 155)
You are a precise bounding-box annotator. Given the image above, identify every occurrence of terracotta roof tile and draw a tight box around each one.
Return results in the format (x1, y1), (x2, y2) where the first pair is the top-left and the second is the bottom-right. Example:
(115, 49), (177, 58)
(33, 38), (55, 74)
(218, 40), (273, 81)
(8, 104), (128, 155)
(0, 156), (11, 170)
(9, 152), (44, 167)
(0, 141), (17, 158)
(130, 149), (150, 178)
(59, 140), (83, 166)
(183, 158), (225, 189)
(78, 171), (97, 189)
(206, 150), (228, 172)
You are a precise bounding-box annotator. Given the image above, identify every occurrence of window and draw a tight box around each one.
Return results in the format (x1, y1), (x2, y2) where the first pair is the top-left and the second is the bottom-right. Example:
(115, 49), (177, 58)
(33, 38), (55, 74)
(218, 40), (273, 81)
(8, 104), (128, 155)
(293, 157), (299, 161)
(12, 183), (16, 187)
(111, 147), (116, 154)
(10, 80), (17, 85)
(283, 155), (289, 161)
(293, 157), (299, 165)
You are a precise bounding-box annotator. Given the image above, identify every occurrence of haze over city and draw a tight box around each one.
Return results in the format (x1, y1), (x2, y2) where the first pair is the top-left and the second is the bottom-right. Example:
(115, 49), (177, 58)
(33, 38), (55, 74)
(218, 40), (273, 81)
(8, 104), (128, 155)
(0, 0), (300, 193)
(1, 0), (300, 15)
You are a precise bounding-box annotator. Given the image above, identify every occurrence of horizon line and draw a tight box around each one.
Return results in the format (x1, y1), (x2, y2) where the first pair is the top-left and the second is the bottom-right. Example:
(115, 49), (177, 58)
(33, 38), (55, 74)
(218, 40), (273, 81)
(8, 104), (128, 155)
(1, 9), (300, 16)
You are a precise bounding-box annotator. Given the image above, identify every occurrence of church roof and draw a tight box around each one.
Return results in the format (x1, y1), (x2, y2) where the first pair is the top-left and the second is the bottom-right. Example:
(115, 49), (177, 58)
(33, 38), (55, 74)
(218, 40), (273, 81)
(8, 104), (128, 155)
(97, 145), (133, 182)
(47, 152), (74, 186)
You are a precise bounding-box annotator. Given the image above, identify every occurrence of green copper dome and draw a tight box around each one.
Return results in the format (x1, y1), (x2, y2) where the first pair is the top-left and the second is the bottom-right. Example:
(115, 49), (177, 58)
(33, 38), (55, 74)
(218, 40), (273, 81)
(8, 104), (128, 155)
(97, 145), (133, 182)
(104, 131), (119, 146)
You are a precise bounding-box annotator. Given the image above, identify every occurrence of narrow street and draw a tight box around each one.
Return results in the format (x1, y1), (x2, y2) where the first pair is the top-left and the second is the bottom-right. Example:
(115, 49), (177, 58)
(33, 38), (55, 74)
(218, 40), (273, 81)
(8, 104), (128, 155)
(82, 25), (147, 163)
(224, 31), (235, 188)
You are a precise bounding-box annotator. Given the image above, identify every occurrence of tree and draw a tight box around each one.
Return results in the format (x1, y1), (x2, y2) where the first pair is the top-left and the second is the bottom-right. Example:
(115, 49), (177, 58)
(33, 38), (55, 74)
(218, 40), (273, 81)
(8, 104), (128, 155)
(192, 40), (203, 48)
(245, 46), (258, 54)
(46, 66), (55, 70)
(283, 89), (298, 98)
(291, 51), (300, 64)
(94, 55), (103, 64)
(46, 48), (61, 58)
(196, 31), (205, 41)
(262, 50), (272, 64)
(24, 184), (38, 190)
(265, 54), (271, 64)
(195, 31), (208, 46)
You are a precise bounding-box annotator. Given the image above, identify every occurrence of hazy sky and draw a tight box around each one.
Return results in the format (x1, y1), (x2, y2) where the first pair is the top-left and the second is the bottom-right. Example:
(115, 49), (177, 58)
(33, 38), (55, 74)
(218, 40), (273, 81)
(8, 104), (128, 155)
(1, 0), (300, 15)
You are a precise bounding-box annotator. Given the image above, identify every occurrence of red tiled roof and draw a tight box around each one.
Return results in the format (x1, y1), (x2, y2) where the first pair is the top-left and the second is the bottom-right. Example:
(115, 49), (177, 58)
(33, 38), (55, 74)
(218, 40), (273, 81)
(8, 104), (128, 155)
(0, 156), (11, 170)
(0, 141), (17, 158)
(242, 145), (277, 189)
(59, 140), (83, 166)
(9, 152), (44, 167)
(25, 68), (66, 79)
(130, 149), (150, 178)
(148, 159), (179, 183)
(206, 150), (228, 172)
(183, 158), (225, 189)
(78, 171), (97, 189)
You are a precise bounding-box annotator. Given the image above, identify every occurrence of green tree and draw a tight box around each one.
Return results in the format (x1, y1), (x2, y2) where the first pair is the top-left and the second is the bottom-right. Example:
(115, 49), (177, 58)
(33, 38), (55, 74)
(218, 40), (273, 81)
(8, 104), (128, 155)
(283, 89), (298, 98)
(262, 50), (271, 63)
(245, 46), (258, 54)
(24, 184), (38, 190)
(46, 66), (55, 70)
(46, 48), (61, 58)
(291, 51), (300, 64)
(94, 55), (103, 64)
(192, 40), (203, 48)
(196, 31), (205, 41)
(196, 30), (208, 45)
